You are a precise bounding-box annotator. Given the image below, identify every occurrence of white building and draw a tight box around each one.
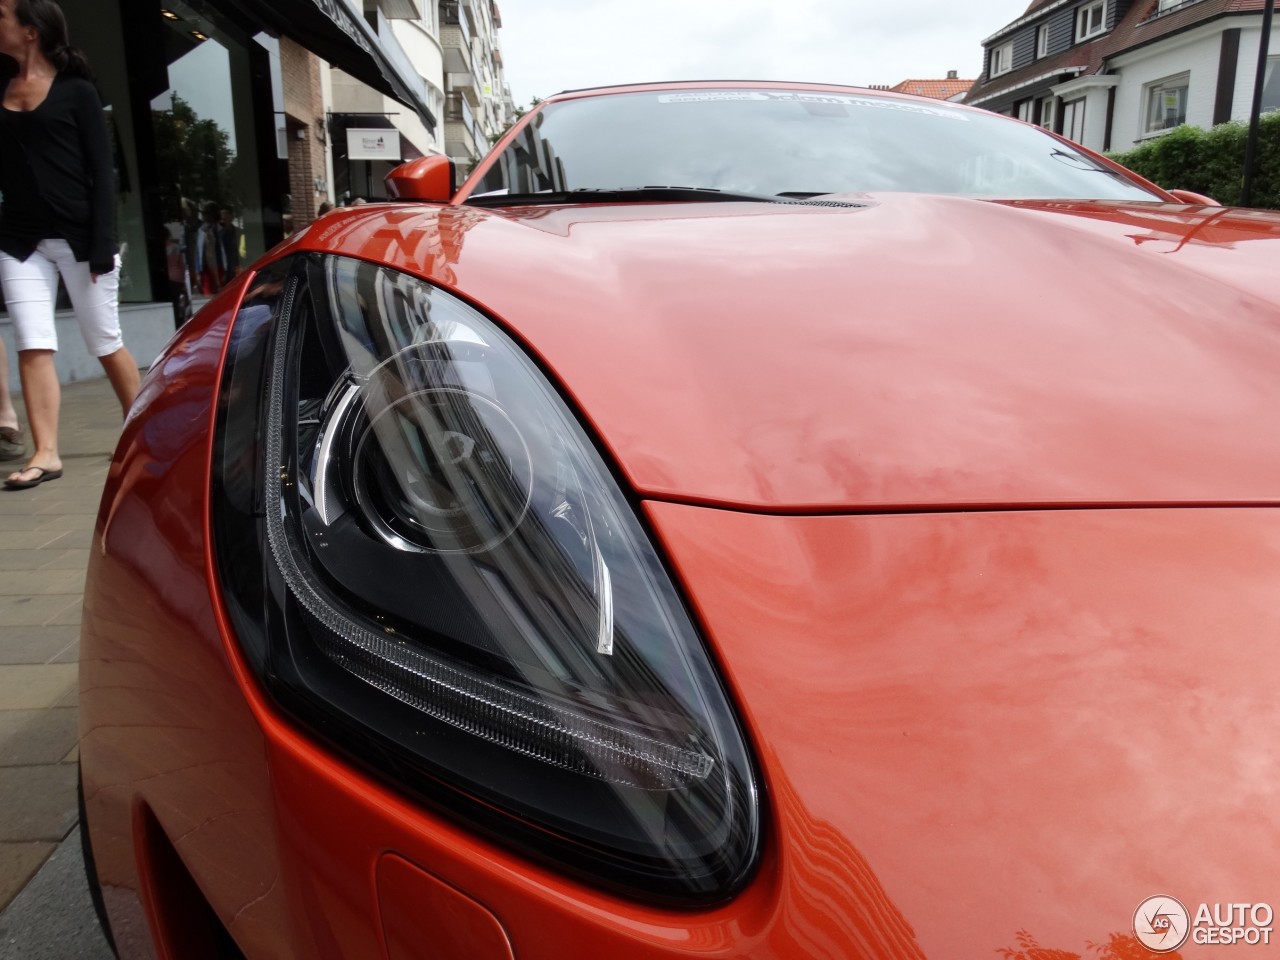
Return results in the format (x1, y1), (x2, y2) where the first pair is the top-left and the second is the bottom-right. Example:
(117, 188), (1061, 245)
(325, 0), (515, 201)
(967, 0), (1279, 155)
(441, 0), (518, 171)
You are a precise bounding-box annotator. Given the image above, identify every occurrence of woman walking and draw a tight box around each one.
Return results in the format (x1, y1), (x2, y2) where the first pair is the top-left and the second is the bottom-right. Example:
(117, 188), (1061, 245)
(0, 0), (139, 490)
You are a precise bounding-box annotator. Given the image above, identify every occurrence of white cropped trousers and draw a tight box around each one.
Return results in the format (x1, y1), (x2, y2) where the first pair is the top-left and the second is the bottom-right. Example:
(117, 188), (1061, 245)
(0, 238), (123, 357)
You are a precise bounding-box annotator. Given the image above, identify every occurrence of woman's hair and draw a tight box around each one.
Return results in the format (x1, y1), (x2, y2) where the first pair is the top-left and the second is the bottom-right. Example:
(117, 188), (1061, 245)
(15, 0), (92, 79)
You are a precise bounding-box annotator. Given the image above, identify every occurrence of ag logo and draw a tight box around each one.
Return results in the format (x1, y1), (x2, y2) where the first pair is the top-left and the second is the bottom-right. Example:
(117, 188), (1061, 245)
(1134, 895), (1190, 952)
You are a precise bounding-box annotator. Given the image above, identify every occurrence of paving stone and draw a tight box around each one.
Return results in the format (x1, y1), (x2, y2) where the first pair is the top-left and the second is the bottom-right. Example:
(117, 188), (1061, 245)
(34, 549), (91, 571)
(39, 529), (94, 550)
(31, 487), (107, 511)
(48, 639), (79, 665)
(30, 516), (97, 536)
(0, 843), (54, 913)
(0, 552), (40, 576)
(0, 569), (87, 597)
(49, 600), (83, 627)
(0, 765), (78, 842)
(0, 830), (114, 958)
(0, 710), (78, 767)
(32, 501), (102, 518)
(0, 597), (80, 628)
(0, 377), (122, 919)
(0, 627), (81, 666)
(0, 665), (77, 710)
(0, 487), (76, 511)
(0, 552), (49, 573)
(0, 517), (54, 532)
(53, 686), (78, 710)
(0, 531), (80, 552)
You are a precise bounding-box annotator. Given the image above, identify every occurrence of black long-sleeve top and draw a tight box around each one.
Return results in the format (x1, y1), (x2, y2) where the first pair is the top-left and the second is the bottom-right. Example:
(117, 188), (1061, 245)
(0, 67), (117, 273)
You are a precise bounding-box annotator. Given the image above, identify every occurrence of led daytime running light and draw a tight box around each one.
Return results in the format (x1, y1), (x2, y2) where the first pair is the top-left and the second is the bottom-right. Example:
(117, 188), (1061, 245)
(263, 280), (714, 789)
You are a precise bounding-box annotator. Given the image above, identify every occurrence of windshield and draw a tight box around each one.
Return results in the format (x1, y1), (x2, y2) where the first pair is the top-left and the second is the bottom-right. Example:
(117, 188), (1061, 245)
(469, 89), (1161, 203)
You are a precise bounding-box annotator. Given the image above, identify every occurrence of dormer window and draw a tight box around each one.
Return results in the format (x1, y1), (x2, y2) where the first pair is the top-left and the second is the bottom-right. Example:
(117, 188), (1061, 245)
(1151, 0), (1204, 18)
(1076, 0), (1106, 42)
(1037, 24), (1051, 58)
(991, 42), (1013, 77)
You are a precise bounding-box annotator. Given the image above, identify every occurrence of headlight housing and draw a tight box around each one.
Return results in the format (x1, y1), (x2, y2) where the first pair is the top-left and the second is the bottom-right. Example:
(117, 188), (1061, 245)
(213, 254), (761, 902)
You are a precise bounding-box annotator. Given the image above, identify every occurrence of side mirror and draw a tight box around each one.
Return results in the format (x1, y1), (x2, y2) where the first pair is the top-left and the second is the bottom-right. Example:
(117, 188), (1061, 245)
(385, 155), (456, 203)
(1166, 188), (1221, 206)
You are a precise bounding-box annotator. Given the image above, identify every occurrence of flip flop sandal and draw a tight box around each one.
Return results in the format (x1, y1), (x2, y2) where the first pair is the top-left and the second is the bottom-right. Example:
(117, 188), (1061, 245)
(4, 467), (63, 490)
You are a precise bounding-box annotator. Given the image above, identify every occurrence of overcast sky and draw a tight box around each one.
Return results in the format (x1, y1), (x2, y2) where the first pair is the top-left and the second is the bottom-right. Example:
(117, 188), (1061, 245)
(495, 0), (1029, 109)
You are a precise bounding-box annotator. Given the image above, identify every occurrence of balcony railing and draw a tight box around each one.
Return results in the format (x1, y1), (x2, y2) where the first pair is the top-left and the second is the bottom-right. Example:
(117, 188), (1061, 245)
(440, 0), (473, 39)
(445, 93), (474, 125)
(440, 1), (478, 82)
(445, 93), (481, 148)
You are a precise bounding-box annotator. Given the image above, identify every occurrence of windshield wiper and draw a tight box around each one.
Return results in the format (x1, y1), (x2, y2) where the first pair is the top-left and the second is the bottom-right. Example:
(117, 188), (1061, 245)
(466, 186), (814, 207)
(1048, 150), (1133, 182)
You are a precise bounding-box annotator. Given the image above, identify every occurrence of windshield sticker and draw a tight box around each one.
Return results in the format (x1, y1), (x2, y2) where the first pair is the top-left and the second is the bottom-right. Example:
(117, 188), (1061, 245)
(657, 90), (969, 120)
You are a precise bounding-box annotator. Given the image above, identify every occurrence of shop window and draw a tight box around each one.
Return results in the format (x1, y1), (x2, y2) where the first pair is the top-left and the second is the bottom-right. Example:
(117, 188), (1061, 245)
(59, 0), (154, 304)
(1144, 74), (1189, 134)
(151, 0), (271, 300)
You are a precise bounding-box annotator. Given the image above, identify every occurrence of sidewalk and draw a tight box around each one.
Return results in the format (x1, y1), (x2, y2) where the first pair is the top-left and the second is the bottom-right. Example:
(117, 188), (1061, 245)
(0, 376), (122, 914)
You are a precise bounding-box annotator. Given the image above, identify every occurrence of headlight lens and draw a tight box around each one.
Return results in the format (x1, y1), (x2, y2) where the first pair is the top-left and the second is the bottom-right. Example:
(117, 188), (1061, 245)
(213, 254), (760, 902)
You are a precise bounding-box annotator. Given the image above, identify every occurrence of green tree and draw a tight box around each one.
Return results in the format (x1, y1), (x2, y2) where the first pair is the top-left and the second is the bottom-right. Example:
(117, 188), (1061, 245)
(151, 93), (238, 220)
(488, 98), (536, 146)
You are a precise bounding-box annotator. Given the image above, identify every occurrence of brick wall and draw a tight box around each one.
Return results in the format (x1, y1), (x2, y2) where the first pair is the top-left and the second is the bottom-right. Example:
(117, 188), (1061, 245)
(280, 38), (328, 229)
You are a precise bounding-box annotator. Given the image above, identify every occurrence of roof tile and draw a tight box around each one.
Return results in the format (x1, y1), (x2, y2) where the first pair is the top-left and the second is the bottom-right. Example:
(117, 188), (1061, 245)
(888, 78), (975, 99)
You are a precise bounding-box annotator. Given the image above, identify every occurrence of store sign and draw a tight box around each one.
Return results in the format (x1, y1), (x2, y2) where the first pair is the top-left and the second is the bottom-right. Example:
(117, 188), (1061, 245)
(347, 128), (401, 161)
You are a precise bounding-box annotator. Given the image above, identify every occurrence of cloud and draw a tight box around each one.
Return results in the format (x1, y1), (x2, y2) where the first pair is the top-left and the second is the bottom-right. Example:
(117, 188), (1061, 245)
(496, 0), (1024, 106)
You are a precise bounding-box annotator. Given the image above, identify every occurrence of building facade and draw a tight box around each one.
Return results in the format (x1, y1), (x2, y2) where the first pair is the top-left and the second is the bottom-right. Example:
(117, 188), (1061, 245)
(441, 0), (517, 172)
(328, 0), (516, 201)
(1, 0), (511, 382)
(967, 0), (1280, 154)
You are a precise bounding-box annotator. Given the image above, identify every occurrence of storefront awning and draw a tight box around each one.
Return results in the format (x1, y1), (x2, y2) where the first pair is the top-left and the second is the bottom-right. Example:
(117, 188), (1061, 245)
(232, 0), (436, 131)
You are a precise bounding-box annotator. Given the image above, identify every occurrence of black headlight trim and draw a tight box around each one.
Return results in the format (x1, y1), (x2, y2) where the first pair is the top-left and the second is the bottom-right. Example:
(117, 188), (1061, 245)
(214, 252), (764, 904)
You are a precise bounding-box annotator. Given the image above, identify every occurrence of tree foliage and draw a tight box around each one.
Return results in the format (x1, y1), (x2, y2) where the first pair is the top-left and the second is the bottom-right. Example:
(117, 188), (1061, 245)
(151, 92), (239, 220)
(1106, 112), (1280, 209)
(487, 99), (534, 145)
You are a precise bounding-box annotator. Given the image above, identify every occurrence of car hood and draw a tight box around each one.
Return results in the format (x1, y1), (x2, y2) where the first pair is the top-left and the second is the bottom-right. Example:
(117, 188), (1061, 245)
(300, 196), (1280, 509)
(647, 501), (1280, 958)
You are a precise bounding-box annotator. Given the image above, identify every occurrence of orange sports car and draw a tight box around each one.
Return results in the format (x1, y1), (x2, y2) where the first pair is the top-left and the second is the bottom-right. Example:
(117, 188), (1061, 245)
(79, 82), (1280, 959)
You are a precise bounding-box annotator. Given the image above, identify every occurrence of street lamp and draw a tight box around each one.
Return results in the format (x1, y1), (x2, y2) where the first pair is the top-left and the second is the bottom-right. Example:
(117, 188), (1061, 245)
(1239, 0), (1276, 207)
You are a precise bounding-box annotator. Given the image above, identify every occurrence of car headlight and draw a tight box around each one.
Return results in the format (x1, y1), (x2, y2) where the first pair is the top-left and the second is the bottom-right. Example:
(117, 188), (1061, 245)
(212, 254), (761, 902)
